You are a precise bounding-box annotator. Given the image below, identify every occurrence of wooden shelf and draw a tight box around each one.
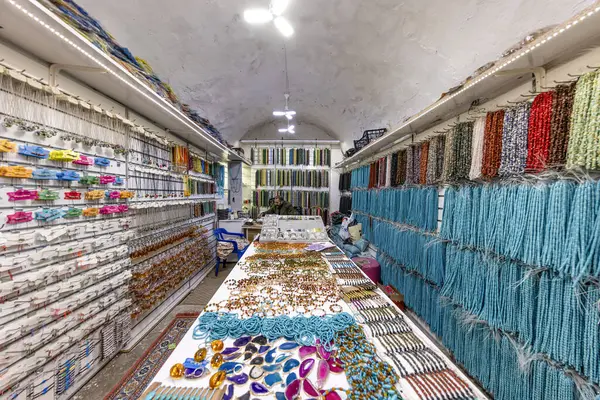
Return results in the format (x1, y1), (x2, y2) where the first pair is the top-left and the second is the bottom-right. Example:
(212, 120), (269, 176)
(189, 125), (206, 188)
(336, 4), (600, 168)
(0, 0), (250, 165)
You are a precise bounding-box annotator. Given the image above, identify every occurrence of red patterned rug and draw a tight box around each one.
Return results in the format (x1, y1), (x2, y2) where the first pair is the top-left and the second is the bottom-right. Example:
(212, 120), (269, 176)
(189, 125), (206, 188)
(104, 313), (199, 400)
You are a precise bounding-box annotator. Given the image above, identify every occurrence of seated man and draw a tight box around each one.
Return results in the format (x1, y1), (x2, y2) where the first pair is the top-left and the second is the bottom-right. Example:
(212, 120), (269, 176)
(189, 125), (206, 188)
(262, 195), (297, 216)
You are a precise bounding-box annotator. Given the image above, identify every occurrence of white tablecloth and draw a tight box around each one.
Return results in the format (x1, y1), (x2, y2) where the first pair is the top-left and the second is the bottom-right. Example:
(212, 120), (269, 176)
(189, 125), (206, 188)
(150, 241), (489, 399)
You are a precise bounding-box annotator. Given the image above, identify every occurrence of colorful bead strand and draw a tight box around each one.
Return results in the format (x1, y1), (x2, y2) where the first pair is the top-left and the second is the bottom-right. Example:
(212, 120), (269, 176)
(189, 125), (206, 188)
(526, 91), (554, 172)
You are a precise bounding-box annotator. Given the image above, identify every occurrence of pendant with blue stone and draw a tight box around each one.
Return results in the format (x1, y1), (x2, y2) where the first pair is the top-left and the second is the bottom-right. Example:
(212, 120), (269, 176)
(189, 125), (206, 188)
(282, 358), (300, 373)
(250, 382), (270, 396)
(264, 372), (283, 388)
(278, 342), (299, 351)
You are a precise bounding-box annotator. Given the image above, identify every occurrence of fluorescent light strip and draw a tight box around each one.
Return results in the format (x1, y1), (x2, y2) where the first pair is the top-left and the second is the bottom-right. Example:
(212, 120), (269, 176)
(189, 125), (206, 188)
(9, 0), (241, 161)
(338, 5), (600, 168)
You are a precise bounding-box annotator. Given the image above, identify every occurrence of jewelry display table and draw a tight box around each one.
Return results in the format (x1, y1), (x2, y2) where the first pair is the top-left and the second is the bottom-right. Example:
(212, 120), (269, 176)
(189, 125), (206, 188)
(149, 239), (489, 400)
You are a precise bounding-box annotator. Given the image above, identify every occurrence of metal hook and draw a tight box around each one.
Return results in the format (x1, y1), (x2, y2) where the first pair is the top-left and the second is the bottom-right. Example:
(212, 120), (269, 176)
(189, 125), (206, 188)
(507, 100), (522, 104)
(567, 73), (582, 78)
(586, 65), (600, 70)
(554, 79), (576, 84)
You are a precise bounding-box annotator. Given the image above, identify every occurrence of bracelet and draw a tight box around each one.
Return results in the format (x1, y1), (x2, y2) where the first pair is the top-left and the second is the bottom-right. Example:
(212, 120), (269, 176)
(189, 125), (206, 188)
(329, 304), (343, 313)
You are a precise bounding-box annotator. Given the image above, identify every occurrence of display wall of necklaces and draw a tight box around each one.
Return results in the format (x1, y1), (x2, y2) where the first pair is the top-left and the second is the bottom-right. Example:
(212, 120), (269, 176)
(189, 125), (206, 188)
(0, 68), (218, 400)
(0, 284), (130, 378)
(0, 233), (131, 287)
(0, 263), (131, 350)
(0, 186), (132, 208)
(185, 176), (216, 197)
(133, 213), (215, 243)
(6, 332), (99, 400)
(254, 169), (330, 188)
(0, 203), (131, 232)
(130, 228), (215, 319)
(128, 133), (173, 171)
(129, 223), (203, 259)
(127, 168), (188, 199)
(254, 185), (329, 192)
(1, 298), (132, 395)
(188, 169), (216, 182)
(0, 216), (131, 255)
(0, 121), (126, 169)
(252, 189), (330, 208)
(0, 74), (129, 153)
(129, 202), (207, 229)
(250, 147), (332, 166)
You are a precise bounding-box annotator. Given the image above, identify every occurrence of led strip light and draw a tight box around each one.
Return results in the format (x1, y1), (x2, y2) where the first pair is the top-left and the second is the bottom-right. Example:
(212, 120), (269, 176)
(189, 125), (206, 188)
(337, 3), (600, 169)
(6, 0), (247, 163)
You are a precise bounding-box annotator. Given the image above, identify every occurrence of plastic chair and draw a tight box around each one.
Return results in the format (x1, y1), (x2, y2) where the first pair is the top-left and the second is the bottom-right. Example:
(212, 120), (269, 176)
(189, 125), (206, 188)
(214, 228), (249, 276)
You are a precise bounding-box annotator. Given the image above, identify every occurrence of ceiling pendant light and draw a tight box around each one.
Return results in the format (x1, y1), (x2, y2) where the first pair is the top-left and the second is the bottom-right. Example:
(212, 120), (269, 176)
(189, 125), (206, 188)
(274, 42), (296, 135)
(243, 9), (273, 24)
(270, 0), (290, 16)
(279, 124), (295, 134)
(243, 0), (294, 37)
(273, 94), (296, 120)
(274, 16), (294, 38)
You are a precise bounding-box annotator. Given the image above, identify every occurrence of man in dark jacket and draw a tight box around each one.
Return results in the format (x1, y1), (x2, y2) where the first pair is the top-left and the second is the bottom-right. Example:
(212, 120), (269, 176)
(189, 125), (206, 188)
(263, 195), (297, 215)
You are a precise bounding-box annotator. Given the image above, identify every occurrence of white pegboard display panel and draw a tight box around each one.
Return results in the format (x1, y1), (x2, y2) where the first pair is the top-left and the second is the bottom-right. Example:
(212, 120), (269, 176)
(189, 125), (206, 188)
(0, 67), (217, 400)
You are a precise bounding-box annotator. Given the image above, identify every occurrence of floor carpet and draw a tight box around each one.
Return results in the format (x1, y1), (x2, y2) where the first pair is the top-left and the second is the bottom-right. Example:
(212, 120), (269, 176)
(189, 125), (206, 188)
(104, 313), (199, 400)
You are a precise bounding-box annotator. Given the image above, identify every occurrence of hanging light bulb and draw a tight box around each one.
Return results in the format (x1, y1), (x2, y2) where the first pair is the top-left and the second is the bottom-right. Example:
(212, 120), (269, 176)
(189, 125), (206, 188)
(274, 16), (294, 37)
(270, 0), (290, 16)
(243, 1), (294, 37)
(244, 8), (273, 24)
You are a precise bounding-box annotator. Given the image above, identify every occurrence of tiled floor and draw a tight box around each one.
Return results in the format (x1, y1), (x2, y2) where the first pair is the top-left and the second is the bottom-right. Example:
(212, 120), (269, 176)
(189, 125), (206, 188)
(73, 267), (232, 400)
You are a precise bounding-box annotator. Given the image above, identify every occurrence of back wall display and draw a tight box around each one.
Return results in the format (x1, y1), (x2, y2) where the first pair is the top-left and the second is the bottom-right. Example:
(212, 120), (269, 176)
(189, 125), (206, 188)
(0, 66), (217, 399)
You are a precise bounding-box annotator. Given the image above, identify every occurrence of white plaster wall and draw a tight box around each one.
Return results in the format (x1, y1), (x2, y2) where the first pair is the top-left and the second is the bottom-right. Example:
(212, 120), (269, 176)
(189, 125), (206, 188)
(0, 42), (202, 149)
(73, 0), (595, 143)
(348, 45), (600, 169)
(239, 120), (337, 143)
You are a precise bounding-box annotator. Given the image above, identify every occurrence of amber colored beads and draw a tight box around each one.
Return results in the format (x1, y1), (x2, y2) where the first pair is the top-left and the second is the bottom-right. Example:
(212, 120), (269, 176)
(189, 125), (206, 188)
(194, 347), (207, 362)
(210, 353), (224, 369)
(209, 370), (226, 388)
(211, 339), (224, 352)
(169, 363), (184, 379)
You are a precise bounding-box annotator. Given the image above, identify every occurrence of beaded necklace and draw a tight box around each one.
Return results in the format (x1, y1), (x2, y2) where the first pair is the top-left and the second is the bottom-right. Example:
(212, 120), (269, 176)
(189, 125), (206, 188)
(481, 110), (505, 178)
(548, 83), (576, 167)
(567, 70), (599, 170)
(406, 145), (416, 184)
(426, 138), (438, 184)
(526, 91), (554, 172)
(419, 141), (429, 184)
(499, 103), (531, 176)
(390, 152), (399, 187)
(434, 135), (446, 183)
(396, 149), (407, 185)
(469, 116), (486, 180)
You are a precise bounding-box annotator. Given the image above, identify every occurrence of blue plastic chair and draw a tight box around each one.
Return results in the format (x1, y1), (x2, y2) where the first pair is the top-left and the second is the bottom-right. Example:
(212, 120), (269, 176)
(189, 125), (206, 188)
(214, 228), (249, 276)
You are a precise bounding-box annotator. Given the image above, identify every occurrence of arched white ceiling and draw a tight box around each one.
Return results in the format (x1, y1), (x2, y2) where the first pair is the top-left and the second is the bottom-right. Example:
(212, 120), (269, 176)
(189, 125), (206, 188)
(75, 0), (594, 143)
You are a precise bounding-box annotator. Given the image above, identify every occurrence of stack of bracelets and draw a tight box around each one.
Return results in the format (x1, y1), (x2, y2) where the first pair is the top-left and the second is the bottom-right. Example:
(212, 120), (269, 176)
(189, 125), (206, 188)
(323, 250), (477, 400)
